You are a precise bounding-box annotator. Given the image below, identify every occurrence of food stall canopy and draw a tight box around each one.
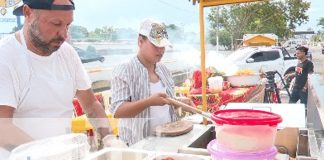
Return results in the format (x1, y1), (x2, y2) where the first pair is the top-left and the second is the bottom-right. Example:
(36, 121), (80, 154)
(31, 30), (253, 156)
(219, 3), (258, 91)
(189, 0), (264, 7)
(187, 0), (266, 125)
(243, 34), (278, 46)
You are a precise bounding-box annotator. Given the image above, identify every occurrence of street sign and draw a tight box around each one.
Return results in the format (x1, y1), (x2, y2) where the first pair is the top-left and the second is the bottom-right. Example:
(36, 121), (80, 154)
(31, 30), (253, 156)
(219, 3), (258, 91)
(0, 17), (16, 22)
(0, 0), (21, 16)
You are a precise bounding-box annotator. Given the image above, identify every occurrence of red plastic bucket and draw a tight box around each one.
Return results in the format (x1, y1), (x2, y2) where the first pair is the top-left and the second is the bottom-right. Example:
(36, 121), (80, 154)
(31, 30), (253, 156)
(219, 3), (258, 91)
(211, 109), (282, 152)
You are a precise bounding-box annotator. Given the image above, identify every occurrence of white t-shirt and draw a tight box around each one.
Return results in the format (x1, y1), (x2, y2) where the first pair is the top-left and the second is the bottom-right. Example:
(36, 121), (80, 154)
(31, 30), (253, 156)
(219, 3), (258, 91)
(149, 81), (172, 135)
(0, 33), (91, 140)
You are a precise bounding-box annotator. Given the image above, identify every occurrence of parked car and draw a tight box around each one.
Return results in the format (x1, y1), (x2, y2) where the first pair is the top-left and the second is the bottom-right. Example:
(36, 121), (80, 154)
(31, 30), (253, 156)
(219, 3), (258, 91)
(74, 47), (105, 63)
(221, 46), (298, 86)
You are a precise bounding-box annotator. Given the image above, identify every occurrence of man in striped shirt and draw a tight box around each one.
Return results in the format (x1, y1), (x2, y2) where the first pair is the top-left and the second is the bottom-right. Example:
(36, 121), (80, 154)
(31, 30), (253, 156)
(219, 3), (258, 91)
(110, 18), (191, 145)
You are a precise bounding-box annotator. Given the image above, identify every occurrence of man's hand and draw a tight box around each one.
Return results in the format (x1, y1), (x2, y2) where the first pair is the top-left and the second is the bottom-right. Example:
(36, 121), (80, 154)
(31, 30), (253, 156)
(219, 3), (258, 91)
(76, 89), (112, 139)
(171, 97), (196, 113)
(284, 74), (289, 80)
(114, 92), (171, 118)
(148, 93), (170, 106)
(284, 73), (295, 80)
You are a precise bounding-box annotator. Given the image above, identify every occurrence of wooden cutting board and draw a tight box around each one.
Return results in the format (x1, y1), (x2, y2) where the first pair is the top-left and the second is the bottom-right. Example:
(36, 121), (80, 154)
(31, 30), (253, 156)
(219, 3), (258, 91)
(154, 120), (193, 137)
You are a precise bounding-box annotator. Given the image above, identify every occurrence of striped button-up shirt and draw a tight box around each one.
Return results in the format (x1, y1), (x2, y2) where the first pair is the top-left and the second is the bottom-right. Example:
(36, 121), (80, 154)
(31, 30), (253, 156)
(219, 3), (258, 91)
(110, 56), (178, 145)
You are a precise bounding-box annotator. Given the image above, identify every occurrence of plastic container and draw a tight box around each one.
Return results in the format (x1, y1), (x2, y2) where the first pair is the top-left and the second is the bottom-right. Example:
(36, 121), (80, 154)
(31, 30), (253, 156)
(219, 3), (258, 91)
(9, 134), (89, 160)
(208, 76), (224, 92)
(85, 148), (210, 160)
(207, 139), (277, 160)
(225, 74), (260, 87)
(87, 129), (97, 152)
(151, 152), (210, 160)
(84, 148), (149, 160)
(212, 109), (282, 152)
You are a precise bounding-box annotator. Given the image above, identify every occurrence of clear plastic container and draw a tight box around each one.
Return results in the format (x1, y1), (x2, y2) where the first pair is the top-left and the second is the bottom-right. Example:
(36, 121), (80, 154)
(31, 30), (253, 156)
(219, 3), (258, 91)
(84, 148), (149, 160)
(212, 109), (282, 152)
(208, 76), (223, 92)
(151, 152), (210, 160)
(10, 134), (90, 160)
(207, 139), (277, 160)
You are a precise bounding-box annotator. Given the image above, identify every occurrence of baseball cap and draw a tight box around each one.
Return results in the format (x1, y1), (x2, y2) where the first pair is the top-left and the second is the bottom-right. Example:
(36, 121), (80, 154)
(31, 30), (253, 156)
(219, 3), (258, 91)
(139, 18), (172, 48)
(24, 0), (74, 10)
(13, 0), (74, 16)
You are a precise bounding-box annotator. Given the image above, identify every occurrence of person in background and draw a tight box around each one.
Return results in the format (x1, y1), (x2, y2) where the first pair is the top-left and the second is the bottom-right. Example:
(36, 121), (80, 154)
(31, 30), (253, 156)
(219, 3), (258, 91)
(110, 18), (194, 145)
(0, 0), (114, 156)
(285, 46), (314, 106)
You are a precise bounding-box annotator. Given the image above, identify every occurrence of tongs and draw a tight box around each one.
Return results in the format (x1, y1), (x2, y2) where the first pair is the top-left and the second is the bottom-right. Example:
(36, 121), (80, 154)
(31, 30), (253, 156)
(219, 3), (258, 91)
(167, 98), (212, 120)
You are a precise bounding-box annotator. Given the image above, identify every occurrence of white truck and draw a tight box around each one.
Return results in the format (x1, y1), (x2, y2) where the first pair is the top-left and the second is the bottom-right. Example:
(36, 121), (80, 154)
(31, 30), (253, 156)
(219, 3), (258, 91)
(224, 46), (298, 79)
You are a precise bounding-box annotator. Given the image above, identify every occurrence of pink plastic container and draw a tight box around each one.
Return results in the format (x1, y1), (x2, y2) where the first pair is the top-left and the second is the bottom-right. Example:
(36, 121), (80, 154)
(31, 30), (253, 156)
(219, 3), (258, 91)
(212, 109), (282, 152)
(207, 139), (277, 160)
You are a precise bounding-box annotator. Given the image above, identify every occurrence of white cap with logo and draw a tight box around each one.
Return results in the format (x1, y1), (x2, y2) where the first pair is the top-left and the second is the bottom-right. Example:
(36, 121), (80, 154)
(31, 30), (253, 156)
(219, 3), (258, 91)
(139, 18), (172, 48)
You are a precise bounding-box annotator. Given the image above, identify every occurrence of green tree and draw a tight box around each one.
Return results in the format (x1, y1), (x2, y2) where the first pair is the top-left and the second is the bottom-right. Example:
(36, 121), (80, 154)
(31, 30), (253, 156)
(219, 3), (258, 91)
(167, 24), (178, 30)
(310, 34), (321, 43)
(166, 24), (184, 42)
(69, 25), (89, 40)
(209, 29), (231, 49)
(285, 0), (311, 30)
(88, 28), (102, 41)
(88, 26), (117, 41)
(208, 0), (310, 49)
(318, 17), (324, 29)
(101, 26), (117, 41)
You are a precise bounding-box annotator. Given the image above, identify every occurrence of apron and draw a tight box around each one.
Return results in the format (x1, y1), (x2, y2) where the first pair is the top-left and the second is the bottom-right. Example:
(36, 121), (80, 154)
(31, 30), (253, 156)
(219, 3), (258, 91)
(12, 30), (75, 139)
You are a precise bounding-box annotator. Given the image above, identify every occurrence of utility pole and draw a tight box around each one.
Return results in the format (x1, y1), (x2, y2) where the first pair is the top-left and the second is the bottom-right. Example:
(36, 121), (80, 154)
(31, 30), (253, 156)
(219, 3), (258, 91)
(216, 6), (219, 53)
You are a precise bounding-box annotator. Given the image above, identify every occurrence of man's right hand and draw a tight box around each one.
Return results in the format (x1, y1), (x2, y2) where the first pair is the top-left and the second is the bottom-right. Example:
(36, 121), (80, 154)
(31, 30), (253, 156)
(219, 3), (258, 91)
(148, 93), (170, 106)
(114, 93), (171, 118)
(284, 73), (294, 80)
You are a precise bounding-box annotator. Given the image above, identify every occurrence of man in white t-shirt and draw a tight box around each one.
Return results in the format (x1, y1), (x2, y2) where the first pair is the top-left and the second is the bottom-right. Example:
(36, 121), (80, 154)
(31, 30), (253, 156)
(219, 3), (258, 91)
(0, 0), (112, 154)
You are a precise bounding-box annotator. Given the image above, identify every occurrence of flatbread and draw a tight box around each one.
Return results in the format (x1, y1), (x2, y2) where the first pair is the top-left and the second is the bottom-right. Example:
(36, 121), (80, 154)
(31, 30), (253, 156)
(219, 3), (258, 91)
(154, 120), (193, 137)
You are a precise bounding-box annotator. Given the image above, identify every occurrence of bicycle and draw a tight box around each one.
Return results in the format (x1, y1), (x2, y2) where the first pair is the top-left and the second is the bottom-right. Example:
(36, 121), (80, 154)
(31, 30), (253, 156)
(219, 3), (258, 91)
(264, 71), (291, 103)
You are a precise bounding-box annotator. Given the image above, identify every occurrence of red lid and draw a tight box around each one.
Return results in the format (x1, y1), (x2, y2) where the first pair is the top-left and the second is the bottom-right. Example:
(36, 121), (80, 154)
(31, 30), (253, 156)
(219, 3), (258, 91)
(212, 109), (282, 126)
(87, 129), (94, 136)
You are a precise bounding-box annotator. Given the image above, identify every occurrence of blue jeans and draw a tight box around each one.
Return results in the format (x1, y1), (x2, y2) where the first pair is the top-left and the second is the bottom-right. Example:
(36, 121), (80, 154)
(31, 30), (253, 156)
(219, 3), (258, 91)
(289, 87), (308, 105)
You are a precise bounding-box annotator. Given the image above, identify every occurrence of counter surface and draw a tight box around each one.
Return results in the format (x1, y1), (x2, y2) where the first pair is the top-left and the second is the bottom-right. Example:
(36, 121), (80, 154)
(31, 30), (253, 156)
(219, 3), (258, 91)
(130, 124), (211, 152)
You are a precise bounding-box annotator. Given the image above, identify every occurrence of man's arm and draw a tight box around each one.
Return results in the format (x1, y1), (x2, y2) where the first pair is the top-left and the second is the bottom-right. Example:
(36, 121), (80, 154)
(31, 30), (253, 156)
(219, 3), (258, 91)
(114, 93), (170, 118)
(171, 97), (196, 113)
(285, 72), (296, 80)
(0, 106), (33, 150)
(75, 89), (111, 138)
(303, 61), (314, 91)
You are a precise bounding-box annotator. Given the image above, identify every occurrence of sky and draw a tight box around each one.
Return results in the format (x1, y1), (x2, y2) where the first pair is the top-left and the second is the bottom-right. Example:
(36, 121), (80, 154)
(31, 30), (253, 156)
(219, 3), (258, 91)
(0, 0), (323, 34)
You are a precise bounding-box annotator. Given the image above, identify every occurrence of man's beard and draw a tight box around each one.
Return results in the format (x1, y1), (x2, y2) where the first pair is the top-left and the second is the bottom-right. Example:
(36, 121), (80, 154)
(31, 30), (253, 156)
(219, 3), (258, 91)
(28, 21), (65, 55)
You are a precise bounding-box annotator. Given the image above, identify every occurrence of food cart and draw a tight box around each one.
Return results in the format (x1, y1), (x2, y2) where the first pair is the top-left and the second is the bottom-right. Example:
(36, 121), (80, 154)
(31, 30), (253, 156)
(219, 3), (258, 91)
(129, 0), (324, 159)
(8, 0), (324, 159)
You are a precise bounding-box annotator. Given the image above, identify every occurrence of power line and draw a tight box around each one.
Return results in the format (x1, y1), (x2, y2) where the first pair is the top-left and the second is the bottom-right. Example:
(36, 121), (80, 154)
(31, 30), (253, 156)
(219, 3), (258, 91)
(156, 0), (198, 16)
